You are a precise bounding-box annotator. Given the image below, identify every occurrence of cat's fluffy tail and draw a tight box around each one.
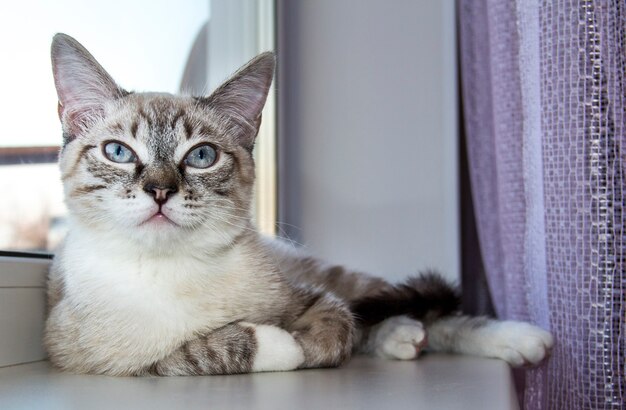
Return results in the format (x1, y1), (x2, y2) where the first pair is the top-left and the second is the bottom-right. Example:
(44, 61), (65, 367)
(350, 271), (460, 326)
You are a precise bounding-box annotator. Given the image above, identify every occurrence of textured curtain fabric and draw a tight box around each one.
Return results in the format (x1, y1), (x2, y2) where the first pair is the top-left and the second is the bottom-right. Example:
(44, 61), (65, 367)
(458, 1), (625, 409)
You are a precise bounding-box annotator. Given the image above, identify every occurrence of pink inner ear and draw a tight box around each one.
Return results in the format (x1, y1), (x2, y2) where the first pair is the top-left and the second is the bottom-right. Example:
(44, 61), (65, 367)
(239, 89), (265, 122)
(51, 35), (125, 136)
(53, 67), (120, 136)
(205, 53), (275, 131)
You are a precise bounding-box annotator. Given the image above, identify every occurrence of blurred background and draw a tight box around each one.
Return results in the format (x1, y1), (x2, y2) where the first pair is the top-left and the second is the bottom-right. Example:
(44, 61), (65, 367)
(0, 0), (459, 284)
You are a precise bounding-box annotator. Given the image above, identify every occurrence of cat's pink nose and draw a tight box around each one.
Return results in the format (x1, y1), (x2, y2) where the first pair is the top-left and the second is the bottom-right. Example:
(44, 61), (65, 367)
(143, 183), (178, 205)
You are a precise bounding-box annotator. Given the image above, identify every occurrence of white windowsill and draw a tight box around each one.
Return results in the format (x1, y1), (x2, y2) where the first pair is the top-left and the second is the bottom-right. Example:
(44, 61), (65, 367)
(0, 355), (518, 410)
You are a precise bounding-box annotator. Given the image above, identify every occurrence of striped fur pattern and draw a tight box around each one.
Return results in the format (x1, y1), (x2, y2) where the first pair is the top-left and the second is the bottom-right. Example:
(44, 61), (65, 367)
(45, 33), (553, 376)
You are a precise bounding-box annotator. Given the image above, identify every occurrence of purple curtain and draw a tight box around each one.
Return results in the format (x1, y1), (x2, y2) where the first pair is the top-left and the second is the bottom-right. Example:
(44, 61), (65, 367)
(458, 1), (625, 409)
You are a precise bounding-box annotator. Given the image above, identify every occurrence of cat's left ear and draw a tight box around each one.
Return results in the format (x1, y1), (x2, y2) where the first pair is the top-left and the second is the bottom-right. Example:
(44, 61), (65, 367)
(51, 33), (127, 141)
(202, 52), (275, 150)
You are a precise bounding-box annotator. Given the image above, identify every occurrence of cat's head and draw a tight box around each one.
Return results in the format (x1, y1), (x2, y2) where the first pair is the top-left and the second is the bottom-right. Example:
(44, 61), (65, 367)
(51, 33), (274, 250)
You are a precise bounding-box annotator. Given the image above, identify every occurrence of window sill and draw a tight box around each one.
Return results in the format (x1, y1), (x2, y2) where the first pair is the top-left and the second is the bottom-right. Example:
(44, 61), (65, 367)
(0, 355), (518, 410)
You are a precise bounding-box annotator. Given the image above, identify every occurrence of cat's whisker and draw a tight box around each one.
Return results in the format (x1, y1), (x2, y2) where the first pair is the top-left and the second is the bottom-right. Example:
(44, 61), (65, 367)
(209, 213), (257, 233)
(274, 225), (306, 249)
(200, 204), (307, 248)
(206, 206), (305, 246)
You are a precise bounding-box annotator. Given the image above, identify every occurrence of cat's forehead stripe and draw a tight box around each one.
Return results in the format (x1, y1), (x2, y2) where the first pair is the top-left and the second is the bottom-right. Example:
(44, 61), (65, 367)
(197, 124), (216, 137)
(130, 120), (139, 138)
(183, 118), (195, 140)
(138, 107), (150, 123)
(126, 98), (220, 145)
(170, 109), (185, 130)
(109, 123), (124, 134)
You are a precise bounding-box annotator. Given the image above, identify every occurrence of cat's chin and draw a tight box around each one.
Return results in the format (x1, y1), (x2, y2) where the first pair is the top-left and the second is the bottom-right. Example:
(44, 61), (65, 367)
(134, 215), (187, 247)
(124, 226), (193, 253)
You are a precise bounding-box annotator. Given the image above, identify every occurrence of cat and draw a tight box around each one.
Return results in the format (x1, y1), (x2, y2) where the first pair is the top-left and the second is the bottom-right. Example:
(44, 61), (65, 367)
(44, 33), (554, 376)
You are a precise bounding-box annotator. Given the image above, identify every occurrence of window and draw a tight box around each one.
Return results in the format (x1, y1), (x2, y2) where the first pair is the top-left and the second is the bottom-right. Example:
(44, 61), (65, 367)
(0, 0), (276, 253)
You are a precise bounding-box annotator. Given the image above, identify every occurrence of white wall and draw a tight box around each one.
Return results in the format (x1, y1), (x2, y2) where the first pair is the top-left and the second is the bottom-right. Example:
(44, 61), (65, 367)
(278, 0), (459, 282)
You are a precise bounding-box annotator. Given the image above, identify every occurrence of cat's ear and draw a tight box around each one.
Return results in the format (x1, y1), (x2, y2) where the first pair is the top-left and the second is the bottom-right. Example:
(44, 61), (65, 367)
(203, 52), (275, 150)
(51, 33), (126, 141)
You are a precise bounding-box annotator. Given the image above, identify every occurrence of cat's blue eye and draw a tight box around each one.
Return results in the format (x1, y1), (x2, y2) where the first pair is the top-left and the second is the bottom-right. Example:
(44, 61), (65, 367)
(185, 144), (217, 169)
(103, 141), (136, 163)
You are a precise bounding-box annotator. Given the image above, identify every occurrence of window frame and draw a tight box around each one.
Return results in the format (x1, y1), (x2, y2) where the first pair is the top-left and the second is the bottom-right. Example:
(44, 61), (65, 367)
(208, 0), (277, 236)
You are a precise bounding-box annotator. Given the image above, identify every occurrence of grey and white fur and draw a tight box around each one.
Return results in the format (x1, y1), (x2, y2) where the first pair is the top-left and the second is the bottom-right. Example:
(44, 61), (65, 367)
(44, 33), (554, 376)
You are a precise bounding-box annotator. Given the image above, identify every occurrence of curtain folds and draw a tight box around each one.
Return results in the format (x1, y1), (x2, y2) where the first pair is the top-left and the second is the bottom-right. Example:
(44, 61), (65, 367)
(458, 1), (625, 408)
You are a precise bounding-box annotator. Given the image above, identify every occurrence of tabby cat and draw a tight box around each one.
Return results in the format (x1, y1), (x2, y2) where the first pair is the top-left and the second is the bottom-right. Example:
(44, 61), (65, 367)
(44, 33), (553, 376)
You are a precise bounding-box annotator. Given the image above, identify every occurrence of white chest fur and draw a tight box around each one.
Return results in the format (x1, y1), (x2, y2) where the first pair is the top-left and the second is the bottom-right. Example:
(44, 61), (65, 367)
(56, 230), (254, 367)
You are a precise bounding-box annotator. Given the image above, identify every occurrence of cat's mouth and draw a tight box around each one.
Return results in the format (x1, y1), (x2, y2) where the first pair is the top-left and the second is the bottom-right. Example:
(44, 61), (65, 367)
(141, 211), (179, 227)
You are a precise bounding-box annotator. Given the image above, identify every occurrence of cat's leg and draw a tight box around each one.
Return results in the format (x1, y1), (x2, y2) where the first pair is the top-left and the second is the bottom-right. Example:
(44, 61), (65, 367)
(147, 291), (354, 375)
(358, 315), (553, 366)
(286, 291), (355, 368)
(426, 316), (554, 367)
(358, 315), (428, 360)
(145, 322), (305, 375)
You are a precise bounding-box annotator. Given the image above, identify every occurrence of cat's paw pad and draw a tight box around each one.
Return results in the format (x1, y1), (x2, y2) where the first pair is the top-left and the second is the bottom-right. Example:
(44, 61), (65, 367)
(485, 321), (554, 367)
(375, 316), (427, 360)
(241, 323), (305, 372)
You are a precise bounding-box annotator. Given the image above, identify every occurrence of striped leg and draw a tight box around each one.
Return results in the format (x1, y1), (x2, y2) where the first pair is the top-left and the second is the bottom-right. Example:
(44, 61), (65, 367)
(145, 322), (304, 376)
(287, 291), (355, 368)
(145, 290), (356, 377)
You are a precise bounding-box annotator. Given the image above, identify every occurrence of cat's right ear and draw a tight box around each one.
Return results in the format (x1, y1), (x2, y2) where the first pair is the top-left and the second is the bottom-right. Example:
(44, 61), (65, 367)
(51, 33), (126, 141)
(201, 52), (275, 151)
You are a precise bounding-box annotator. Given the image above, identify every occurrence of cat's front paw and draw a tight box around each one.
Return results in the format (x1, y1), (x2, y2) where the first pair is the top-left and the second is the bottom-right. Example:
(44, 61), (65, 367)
(484, 321), (554, 367)
(374, 316), (427, 360)
(241, 323), (305, 372)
